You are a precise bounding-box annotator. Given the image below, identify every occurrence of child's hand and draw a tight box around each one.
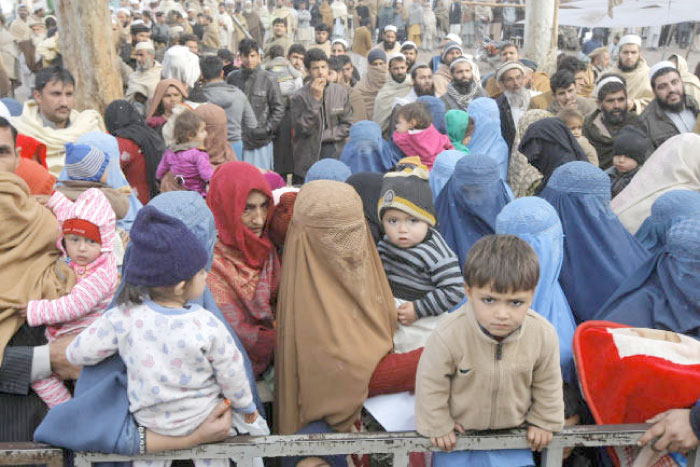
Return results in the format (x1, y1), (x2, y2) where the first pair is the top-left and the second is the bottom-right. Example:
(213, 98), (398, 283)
(527, 425), (553, 452)
(244, 410), (259, 424)
(430, 423), (464, 452)
(397, 302), (417, 326)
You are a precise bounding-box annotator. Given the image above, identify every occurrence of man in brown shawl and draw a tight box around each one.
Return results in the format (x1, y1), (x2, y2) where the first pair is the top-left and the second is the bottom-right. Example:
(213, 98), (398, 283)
(0, 117), (77, 441)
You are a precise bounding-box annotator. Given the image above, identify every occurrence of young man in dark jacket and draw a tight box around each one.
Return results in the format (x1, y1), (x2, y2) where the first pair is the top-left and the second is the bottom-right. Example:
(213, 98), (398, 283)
(290, 48), (353, 182)
(226, 39), (285, 170)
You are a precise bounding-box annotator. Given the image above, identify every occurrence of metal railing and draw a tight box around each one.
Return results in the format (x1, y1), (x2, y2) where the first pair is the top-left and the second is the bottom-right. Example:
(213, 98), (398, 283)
(62, 424), (699, 467)
(3, 425), (698, 467)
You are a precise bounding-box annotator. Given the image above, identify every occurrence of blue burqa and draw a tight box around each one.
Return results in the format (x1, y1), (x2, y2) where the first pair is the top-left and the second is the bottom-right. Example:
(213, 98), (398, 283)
(57, 132), (143, 231)
(539, 161), (650, 322)
(340, 120), (399, 174)
(597, 218), (700, 338)
(634, 189), (700, 254)
(466, 97), (510, 183)
(34, 192), (263, 463)
(417, 96), (447, 135)
(436, 153), (512, 269)
(495, 197), (577, 384)
(429, 150), (464, 202)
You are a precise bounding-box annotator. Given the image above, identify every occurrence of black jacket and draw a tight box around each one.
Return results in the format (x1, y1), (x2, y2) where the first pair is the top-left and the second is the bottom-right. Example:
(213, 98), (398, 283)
(637, 96), (700, 150)
(227, 67), (286, 150)
(290, 82), (353, 178)
(496, 93), (517, 155)
(0, 324), (49, 441)
(449, 2), (461, 24)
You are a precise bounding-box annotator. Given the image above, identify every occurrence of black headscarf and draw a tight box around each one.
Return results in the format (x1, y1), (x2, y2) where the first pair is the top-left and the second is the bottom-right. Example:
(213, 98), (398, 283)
(518, 117), (588, 191)
(345, 172), (384, 245)
(104, 99), (166, 199)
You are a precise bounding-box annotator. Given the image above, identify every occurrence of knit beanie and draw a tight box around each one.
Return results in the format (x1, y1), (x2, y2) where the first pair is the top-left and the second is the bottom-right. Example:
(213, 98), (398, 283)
(368, 48), (387, 64)
(305, 159), (352, 183)
(378, 167), (436, 226)
(64, 143), (109, 182)
(613, 126), (650, 165)
(125, 206), (209, 287)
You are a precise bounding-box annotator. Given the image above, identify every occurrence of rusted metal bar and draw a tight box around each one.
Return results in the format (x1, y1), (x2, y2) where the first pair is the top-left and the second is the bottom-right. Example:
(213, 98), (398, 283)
(0, 442), (64, 467)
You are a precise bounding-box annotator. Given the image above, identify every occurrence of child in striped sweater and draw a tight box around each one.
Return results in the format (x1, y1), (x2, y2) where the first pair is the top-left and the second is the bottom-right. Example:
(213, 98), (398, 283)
(377, 166), (465, 353)
(21, 182), (118, 407)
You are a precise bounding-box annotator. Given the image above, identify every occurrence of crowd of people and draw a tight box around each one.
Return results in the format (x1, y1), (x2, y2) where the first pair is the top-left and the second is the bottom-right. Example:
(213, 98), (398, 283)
(2, 0), (700, 467)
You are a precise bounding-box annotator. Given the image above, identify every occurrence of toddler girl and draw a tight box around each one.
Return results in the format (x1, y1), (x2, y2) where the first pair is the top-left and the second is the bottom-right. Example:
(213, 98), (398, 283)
(23, 185), (118, 407)
(156, 110), (215, 197)
(67, 206), (260, 467)
(392, 102), (453, 170)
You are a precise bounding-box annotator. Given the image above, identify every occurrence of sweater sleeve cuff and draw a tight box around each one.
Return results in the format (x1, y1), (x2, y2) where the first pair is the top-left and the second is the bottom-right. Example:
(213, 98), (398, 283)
(234, 402), (257, 414)
(690, 400), (700, 440)
(30, 344), (52, 382)
(0, 346), (33, 394)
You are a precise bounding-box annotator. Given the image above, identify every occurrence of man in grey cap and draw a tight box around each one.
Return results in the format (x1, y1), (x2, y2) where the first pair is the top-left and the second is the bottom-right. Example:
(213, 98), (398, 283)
(441, 57), (486, 111)
(434, 41), (462, 96)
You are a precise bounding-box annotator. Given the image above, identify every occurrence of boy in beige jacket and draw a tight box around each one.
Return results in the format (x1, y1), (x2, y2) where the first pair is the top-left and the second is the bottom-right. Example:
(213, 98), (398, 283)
(415, 235), (565, 467)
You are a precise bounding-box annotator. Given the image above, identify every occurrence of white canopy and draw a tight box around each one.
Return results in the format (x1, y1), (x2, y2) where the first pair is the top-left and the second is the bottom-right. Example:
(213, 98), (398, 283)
(558, 0), (700, 28)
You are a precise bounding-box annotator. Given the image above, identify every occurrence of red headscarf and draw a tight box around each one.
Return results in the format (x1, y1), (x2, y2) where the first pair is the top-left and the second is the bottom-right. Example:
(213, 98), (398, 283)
(207, 161), (274, 270)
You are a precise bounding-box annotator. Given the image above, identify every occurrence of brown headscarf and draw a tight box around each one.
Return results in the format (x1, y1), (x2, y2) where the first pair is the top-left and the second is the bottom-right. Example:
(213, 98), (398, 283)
(194, 103), (237, 166)
(146, 79), (189, 120)
(354, 63), (388, 121)
(275, 180), (396, 435)
(0, 172), (75, 361)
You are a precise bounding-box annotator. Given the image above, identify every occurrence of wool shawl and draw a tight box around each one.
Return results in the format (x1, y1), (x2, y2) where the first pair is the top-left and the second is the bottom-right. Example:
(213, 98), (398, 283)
(355, 63), (388, 121)
(373, 76), (413, 134)
(194, 103), (237, 166)
(0, 172), (75, 362)
(12, 100), (106, 176)
(146, 79), (189, 121)
(670, 54), (700, 105)
(609, 57), (653, 115)
(275, 180), (396, 435)
(612, 133), (700, 234)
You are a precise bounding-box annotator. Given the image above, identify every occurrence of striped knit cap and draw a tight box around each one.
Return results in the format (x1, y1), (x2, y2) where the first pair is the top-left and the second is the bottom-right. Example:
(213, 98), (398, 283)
(64, 143), (109, 183)
(378, 166), (436, 226)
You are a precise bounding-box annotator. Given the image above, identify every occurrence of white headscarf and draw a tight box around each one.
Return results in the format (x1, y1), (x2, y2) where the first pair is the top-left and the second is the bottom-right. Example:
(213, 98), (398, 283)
(161, 45), (201, 88)
(612, 133), (700, 234)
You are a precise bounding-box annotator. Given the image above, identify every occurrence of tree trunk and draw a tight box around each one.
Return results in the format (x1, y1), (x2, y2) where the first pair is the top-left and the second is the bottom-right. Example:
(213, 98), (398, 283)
(56, 0), (123, 113)
(523, 0), (558, 75)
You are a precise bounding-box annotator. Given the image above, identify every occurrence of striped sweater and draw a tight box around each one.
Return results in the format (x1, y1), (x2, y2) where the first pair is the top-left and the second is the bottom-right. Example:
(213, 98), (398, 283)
(26, 189), (118, 340)
(378, 228), (465, 318)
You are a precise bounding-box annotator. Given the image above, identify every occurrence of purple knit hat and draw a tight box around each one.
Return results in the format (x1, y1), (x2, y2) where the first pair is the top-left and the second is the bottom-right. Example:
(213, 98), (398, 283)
(125, 206), (209, 287)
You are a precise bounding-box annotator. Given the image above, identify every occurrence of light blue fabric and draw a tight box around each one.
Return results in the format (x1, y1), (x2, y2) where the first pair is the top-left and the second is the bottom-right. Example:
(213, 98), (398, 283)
(634, 190), (700, 254)
(495, 197), (577, 384)
(56, 132), (143, 231)
(1, 97), (22, 116)
(429, 150), (464, 202)
(305, 158), (352, 183)
(242, 142), (274, 170)
(436, 153), (513, 270)
(434, 447), (534, 467)
(34, 192), (264, 462)
(466, 97), (510, 184)
(417, 96), (447, 135)
(231, 140), (243, 160)
(340, 120), (397, 174)
(539, 161), (650, 322)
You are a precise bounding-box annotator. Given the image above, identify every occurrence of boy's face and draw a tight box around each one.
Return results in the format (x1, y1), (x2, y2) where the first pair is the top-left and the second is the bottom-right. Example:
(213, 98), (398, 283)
(65, 234), (102, 267)
(382, 208), (429, 249)
(613, 154), (638, 173)
(565, 118), (583, 138)
(466, 284), (534, 337)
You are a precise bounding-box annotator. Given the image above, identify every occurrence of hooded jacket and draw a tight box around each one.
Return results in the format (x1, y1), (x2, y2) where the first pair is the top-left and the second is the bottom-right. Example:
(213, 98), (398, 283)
(202, 80), (259, 143)
(26, 189), (118, 340)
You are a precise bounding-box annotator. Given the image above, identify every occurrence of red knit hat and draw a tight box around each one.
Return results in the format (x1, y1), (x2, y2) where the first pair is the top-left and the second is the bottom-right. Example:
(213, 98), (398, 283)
(63, 218), (102, 244)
